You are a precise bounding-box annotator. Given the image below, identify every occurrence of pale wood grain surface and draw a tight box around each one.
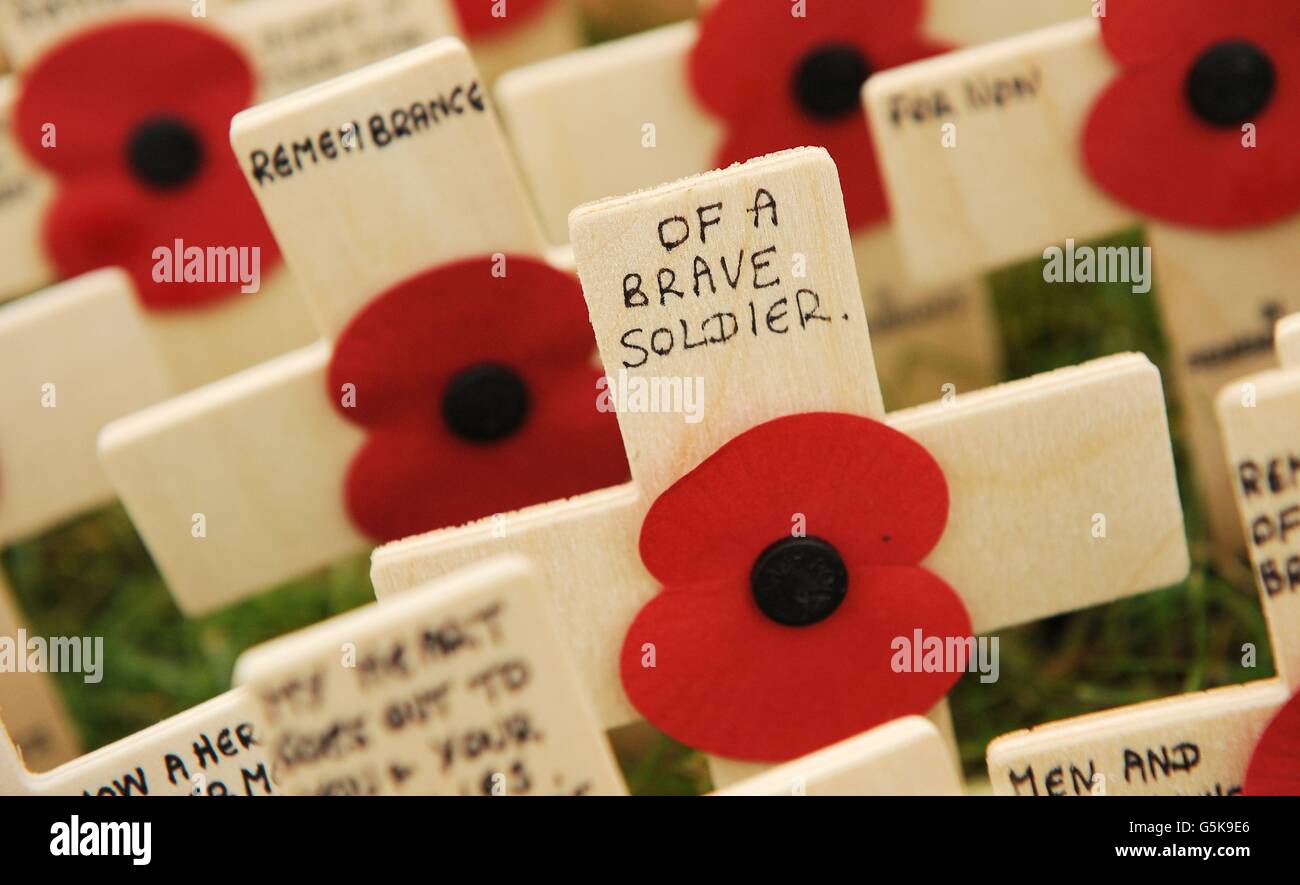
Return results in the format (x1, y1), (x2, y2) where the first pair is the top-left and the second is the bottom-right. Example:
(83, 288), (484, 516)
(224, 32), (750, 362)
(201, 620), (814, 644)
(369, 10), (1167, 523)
(865, 18), (1125, 285)
(1217, 368), (1300, 690)
(235, 556), (626, 796)
(231, 37), (547, 340)
(1276, 314), (1300, 369)
(0, 269), (173, 544)
(987, 680), (1289, 796)
(713, 716), (963, 796)
(1, 688), (273, 796)
(99, 342), (367, 616)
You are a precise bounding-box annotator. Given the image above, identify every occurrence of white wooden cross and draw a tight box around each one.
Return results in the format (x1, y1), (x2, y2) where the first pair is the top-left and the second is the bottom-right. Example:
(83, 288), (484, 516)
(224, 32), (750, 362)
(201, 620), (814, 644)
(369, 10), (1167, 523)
(367, 145), (1189, 787)
(1, 555), (613, 796)
(0, 678), (276, 796)
(100, 39), (627, 615)
(0, 267), (173, 770)
(864, 15), (1300, 555)
(234, 555), (625, 796)
(0, 570), (79, 772)
(711, 716), (963, 796)
(489, 0), (1093, 410)
(0, 0), (461, 309)
(986, 314), (1300, 796)
(0, 0), (461, 768)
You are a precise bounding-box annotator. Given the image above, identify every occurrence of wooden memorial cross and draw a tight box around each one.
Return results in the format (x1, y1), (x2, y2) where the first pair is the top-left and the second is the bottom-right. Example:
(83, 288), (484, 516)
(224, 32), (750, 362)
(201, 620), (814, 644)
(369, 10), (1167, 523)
(367, 146), (1189, 786)
(0, 0), (462, 324)
(100, 39), (629, 615)
(234, 555), (625, 796)
(0, 0), (579, 301)
(0, 0), (460, 769)
(712, 716), (963, 796)
(0, 267), (178, 770)
(0, 0), (464, 762)
(490, 0), (1093, 410)
(863, 8), (1300, 554)
(1, 555), (612, 796)
(985, 315), (1300, 796)
(0, 679), (276, 797)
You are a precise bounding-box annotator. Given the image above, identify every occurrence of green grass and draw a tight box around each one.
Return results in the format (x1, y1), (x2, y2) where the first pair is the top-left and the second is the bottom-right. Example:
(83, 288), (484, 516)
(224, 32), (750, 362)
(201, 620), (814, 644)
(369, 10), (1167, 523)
(3, 228), (1272, 794)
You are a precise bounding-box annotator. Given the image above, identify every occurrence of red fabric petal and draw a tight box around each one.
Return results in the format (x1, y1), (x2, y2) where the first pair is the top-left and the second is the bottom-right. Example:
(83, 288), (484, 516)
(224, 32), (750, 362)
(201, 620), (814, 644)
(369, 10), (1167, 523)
(328, 257), (597, 429)
(453, 0), (552, 39)
(689, 0), (926, 120)
(343, 362), (628, 543)
(1083, 51), (1300, 228)
(1244, 689), (1300, 796)
(15, 19), (254, 178)
(639, 414), (949, 587)
(620, 565), (971, 761)
(688, 0), (947, 230)
(1099, 0), (1300, 67)
(14, 18), (280, 308)
(40, 145), (283, 310)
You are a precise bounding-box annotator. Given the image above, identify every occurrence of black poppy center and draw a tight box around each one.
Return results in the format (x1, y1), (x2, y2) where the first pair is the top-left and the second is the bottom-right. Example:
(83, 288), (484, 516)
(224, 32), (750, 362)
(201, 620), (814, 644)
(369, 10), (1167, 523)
(749, 536), (848, 627)
(793, 43), (872, 120)
(441, 363), (530, 444)
(1185, 40), (1276, 127)
(127, 117), (204, 189)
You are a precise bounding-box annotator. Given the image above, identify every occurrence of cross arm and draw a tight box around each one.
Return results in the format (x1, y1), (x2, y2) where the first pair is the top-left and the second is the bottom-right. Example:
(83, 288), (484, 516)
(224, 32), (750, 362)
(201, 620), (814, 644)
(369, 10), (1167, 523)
(712, 716), (962, 796)
(986, 679), (1291, 796)
(864, 18), (1126, 286)
(235, 556), (627, 796)
(4, 689), (273, 797)
(0, 269), (174, 544)
(371, 353), (1189, 730)
(372, 484), (650, 726)
(97, 342), (367, 616)
(913, 352), (1189, 632)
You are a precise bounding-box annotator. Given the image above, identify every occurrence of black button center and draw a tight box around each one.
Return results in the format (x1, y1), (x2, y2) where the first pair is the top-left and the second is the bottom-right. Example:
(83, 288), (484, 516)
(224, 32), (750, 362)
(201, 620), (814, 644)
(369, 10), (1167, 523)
(1185, 40), (1276, 127)
(792, 43), (872, 121)
(750, 536), (849, 627)
(441, 363), (530, 444)
(127, 117), (204, 189)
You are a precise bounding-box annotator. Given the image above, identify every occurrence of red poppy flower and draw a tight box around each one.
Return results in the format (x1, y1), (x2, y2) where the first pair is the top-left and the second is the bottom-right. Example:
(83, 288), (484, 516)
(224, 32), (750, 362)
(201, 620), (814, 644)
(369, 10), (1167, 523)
(1244, 687), (1300, 795)
(13, 18), (281, 309)
(454, 0), (553, 39)
(1083, 0), (1300, 228)
(327, 255), (630, 543)
(619, 412), (971, 762)
(688, 0), (950, 231)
